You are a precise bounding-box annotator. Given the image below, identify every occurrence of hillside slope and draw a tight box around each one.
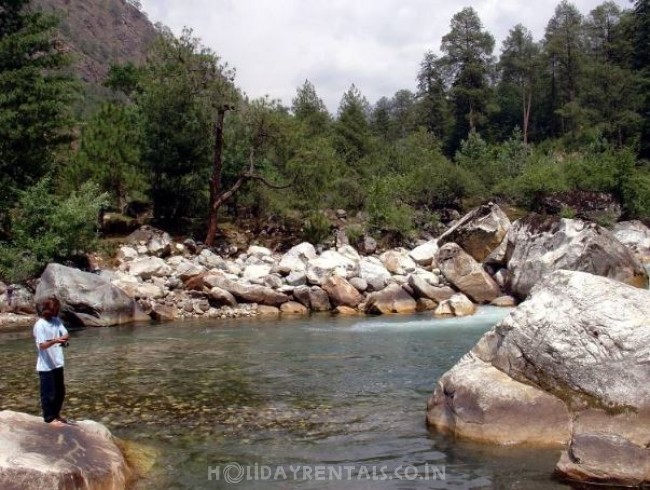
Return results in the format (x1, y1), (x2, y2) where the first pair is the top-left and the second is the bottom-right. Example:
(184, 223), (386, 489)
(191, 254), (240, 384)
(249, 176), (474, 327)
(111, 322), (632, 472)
(33, 0), (157, 84)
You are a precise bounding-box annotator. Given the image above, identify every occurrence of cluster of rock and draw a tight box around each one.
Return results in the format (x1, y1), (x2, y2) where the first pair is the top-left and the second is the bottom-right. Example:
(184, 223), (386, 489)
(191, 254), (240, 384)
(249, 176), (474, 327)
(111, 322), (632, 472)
(2, 203), (649, 330)
(427, 270), (650, 486)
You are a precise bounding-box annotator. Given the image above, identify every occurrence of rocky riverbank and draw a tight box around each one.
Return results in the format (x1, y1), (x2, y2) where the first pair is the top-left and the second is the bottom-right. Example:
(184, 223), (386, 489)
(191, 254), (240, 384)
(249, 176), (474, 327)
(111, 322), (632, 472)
(0, 203), (648, 331)
(427, 270), (650, 486)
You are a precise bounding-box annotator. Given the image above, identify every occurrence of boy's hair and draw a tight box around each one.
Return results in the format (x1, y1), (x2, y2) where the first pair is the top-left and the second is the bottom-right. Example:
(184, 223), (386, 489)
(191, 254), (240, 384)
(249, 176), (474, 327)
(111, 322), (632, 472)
(39, 297), (61, 315)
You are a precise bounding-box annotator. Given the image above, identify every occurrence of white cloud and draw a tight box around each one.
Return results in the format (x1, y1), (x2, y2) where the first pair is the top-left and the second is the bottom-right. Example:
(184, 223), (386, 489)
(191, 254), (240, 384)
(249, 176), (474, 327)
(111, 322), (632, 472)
(140, 0), (630, 112)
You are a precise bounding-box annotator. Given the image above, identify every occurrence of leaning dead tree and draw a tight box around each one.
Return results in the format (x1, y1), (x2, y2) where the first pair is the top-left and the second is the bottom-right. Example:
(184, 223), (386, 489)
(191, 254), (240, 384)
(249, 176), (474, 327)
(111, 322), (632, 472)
(204, 104), (292, 246)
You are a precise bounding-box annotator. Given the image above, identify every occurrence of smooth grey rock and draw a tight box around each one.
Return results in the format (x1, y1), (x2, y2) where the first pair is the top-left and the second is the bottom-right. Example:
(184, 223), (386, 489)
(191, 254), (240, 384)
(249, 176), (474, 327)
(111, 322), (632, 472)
(128, 257), (172, 280)
(358, 257), (391, 292)
(36, 264), (149, 327)
(246, 245), (273, 258)
(306, 251), (357, 285)
(201, 275), (289, 306)
(349, 277), (368, 292)
(359, 235), (377, 255)
(125, 226), (172, 257)
(197, 249), (226, 269)
(285, 271), (307, 287)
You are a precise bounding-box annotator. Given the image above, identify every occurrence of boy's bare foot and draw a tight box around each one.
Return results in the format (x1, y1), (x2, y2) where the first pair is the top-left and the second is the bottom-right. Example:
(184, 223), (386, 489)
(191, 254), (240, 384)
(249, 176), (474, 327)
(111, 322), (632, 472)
(49, 420), (66, 428)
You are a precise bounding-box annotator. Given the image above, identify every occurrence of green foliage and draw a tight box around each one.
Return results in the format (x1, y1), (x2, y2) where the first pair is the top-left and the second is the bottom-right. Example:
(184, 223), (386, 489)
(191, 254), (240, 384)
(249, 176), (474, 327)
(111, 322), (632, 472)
(559, 206), (577, 218)
(440, 7), (496, 149)
(0, 0), (76, 221)
(0, 179), (108, 283)
(64, 103), (146, 210)
(344, 224), (364, 245)
(302, 211), (331, 245)
(334, 84), (372, 165)
(366, 175), (414, 236)
(136, 28), (238, 222)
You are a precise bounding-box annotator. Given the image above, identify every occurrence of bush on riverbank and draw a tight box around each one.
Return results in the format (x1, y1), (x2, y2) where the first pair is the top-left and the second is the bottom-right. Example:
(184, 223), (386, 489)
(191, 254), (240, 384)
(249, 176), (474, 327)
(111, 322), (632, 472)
(0, 180), (108, 283)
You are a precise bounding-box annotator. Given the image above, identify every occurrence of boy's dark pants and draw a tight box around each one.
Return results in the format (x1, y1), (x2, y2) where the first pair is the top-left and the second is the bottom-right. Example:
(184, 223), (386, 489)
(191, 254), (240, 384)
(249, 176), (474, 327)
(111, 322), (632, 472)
(39, 367), (65, 423)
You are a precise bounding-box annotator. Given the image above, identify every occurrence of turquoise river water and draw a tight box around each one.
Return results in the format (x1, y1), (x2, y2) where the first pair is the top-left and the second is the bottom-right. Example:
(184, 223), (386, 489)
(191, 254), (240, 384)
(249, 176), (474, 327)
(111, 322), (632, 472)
(0, 307), (573, 489)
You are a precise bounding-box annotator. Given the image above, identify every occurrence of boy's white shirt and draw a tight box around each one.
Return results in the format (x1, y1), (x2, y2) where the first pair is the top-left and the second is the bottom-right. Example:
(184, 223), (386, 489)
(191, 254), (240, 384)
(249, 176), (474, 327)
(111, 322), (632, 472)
(33, 317), (68, 372)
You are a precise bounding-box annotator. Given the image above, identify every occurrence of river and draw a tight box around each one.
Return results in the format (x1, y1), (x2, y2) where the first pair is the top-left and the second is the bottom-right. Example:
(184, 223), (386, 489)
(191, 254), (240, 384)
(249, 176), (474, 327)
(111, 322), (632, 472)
(0, 307), (569, 489)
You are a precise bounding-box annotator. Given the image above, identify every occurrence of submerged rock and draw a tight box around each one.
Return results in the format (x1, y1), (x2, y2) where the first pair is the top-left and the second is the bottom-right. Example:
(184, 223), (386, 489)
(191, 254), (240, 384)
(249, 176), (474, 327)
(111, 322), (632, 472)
(0, 410), (130, 490)
(555, 433), (650, 487)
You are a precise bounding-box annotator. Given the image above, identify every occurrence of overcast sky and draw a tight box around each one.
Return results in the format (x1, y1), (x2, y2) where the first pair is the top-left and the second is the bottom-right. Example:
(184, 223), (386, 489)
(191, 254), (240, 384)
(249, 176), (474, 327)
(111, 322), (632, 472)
(139, 0), (630, 113)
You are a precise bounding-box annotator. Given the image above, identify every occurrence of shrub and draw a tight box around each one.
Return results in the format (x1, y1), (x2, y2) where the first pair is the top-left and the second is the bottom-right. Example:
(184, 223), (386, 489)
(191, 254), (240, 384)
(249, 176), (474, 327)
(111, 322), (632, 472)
(302, 211), (331, 245)
(0, 179), (108, 283)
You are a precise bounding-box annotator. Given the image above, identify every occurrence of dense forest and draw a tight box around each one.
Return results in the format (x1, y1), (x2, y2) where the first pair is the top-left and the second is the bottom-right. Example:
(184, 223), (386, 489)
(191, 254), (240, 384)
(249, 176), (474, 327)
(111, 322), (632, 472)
(0, 0), (649, 282)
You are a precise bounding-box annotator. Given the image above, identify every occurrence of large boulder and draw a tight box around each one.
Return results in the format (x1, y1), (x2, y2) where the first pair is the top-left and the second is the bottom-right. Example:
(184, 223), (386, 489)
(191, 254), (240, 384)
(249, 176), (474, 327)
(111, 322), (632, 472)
(306, 251), (357, 285)
(36, 264), (149, 327)
(365, 284), (417, 315)
(379, 249), (417, 275)
(427, 270), (650, 484)
(358, 257), (391, 292)
(0, 284), (35, 315)
(435, 243), (500, 303)
(505, 216), (648, 299)
(427, 356), (571, 445)
(612, 220), (650, 264)
(128, 257), (172, 280)
(278, 243), (316, 274)
(293, 286), (331, 312)
(0, 410), (131, 490)
(408, 241), (439, 267)
(321, 276), (363, 308)
(437, 203), (511, 263)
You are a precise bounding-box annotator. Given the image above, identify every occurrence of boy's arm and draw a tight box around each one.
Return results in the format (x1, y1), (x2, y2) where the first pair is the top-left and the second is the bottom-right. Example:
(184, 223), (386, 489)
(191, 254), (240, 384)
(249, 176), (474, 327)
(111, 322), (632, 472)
(58, 323), (69, 341)
(34, 322), (66, 350)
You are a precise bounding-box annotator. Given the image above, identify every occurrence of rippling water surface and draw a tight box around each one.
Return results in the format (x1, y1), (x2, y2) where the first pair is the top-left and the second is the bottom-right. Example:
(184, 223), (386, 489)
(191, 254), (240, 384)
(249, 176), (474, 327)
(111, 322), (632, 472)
(0, 307), (569, 489)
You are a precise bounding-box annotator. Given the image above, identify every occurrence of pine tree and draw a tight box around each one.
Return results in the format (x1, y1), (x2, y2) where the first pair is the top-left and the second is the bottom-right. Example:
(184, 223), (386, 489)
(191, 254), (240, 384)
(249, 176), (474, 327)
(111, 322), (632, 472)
(0, 0), (76, 224)
(66, 103), (146, 211)
(440, 7), (495, 151)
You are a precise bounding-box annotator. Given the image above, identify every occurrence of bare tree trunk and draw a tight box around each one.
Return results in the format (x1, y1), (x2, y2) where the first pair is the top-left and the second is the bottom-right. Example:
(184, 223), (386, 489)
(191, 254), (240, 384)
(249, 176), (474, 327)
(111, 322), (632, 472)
(204, 106), (293, 246)
(523, 87), (532, 145)
(205, 107), (227, 246)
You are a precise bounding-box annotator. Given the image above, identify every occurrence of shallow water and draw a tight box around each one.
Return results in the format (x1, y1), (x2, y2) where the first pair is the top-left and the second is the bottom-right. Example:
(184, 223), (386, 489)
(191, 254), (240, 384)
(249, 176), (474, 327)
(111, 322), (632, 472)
(0, 308), (569, 489)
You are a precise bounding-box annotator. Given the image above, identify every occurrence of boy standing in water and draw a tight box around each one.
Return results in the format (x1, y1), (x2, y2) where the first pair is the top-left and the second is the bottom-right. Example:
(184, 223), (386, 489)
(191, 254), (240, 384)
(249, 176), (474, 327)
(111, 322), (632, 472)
(33, 297), (69, 427)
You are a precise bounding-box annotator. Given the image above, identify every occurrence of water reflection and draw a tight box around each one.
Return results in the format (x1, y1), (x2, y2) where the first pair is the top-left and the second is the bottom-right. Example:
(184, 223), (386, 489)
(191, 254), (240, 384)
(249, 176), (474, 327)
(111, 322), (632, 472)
(0, 308), (570, 489)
